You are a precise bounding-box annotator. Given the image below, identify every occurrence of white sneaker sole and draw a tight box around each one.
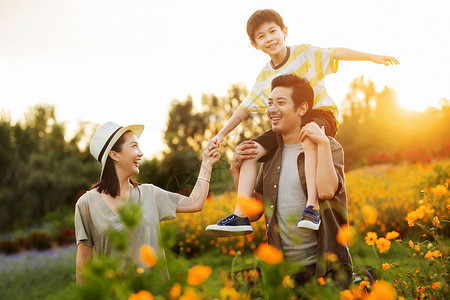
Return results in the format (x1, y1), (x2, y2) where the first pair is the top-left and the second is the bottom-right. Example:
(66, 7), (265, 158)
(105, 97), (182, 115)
(205, 225), (253, 237)
(297, 220), (321, 230)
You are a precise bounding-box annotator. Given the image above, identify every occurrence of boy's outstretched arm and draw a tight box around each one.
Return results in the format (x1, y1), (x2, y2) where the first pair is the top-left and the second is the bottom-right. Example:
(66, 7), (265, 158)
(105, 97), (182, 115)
(334, 47), (399, 66)
(210, 106), (250, 148)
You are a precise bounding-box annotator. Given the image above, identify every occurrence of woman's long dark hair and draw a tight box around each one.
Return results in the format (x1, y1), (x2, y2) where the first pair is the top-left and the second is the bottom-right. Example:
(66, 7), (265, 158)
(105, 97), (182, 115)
(91, 131), (139, 197)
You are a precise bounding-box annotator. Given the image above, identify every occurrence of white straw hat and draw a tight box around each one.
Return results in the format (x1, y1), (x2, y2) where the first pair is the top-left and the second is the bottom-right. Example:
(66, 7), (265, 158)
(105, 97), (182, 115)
(90, 121), (144, 179)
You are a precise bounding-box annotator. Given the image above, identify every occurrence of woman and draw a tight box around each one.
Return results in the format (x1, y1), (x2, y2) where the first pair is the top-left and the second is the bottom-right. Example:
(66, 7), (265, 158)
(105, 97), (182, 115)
(75, 121), (220, 285)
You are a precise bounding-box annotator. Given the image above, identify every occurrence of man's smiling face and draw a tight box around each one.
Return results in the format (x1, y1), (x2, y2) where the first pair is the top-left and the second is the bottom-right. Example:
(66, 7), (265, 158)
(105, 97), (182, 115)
(266, 86), (303, 135)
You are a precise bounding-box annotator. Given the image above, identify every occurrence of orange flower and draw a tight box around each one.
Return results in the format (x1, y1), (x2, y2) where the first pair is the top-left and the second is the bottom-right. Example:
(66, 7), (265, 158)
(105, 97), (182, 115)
(318, 277), (326, 286)
(139, 245), (158, 267)
(136, 268), (144, 274)
(365, 232), (378, 245)
(359, 280), (370, 289)
(408, 240), (414, 249)
(237, 195), (263, 217)
(186, 265), (212, 286)
(375, 238), (391, 253)
(370, 280), (397, 300)
(431, 281), (441, 290)
(361, 205), (378, 225)
(339, 289), (354, 300)
(385, 231), (399, 240)
(336, 224), (356, 246)
(169, 283), (182, 300)
(382, 263), (390, 271)
(414, 245), (420, 252)
(179, 287), (201, 300)
(432, 216), (440, 228)
(128, 290), (154, 300)
(283, 275), (294, 288)
(219, 286), (240, 300)
(424, 250), (442, 258)
(255, 243), (283, 264)
(405, 211), (418, 227)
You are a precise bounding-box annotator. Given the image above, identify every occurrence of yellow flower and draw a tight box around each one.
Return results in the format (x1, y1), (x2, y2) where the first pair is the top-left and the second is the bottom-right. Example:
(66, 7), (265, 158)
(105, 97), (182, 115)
(361, 205), (378, 225)
(414, 245), (420, 252)
(339, 289), (354, 300)
(169, 283), (182, 300)
(128, 290), (154, 300)
(365, 232), (378, 245)
(179, 287), (201, 300)
(431, 184), (447, 197)
(336, 224), (356, 246)
(282, 275), (294, 288)
(325, 252), (338, 262)
(255, 243), (283, 264)
(382, 263), (390, 271)
(237, 195), (263, 217)
(408, 240), (414, 249)
(359, 280), (370, 289)
(432, 216), (440, 228)
(186, 265), (212, 286)
(385, 231), (399, 240)
(376, 238), (391, 253)
(369, 280), (397, 300)
(139, 245), (158, 268)
(219, 286), (240, 300)
(136, 268), (144, 274)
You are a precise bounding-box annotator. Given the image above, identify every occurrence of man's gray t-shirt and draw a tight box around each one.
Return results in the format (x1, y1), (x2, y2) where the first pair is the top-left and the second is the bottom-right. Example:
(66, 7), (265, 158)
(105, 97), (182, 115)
(276, 143), (317, 265)
(74, 184), (180, 265)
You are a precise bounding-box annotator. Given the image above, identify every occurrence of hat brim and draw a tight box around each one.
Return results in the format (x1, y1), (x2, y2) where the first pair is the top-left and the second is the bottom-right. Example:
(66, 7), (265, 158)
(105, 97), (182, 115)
(99, 124), (144, 179)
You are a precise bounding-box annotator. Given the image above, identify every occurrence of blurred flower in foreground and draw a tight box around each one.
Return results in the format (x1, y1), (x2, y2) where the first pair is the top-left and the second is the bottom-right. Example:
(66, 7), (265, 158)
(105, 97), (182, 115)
(317, 277), (326, 286)
(367, 280), (396, 300)
(336, 224), (356, 246)
(255, 243), (283, 264)
(186, 265), (212, 286)
(139, 245), (158, 267)
(237, 195), (263, 217)
(375, 238), (391, 253)
(431, 184), (447, 197)
(365, 232), (378, 245)
(179, 287), (201, 300)
(136, 268), (144, 274)
(128, 290), (154, 300)
(339, 289), (354, 300)
(283, 275), (294, 288)
(385, 231), (399, 240)
(219, 286), (240, 300)
(169, 283), (182, 299)
(424, 250), (442, 258)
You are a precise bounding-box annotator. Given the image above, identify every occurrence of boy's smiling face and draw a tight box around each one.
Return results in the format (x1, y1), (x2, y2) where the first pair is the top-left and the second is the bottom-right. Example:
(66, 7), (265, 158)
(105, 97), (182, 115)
(251, 22), (288, 61)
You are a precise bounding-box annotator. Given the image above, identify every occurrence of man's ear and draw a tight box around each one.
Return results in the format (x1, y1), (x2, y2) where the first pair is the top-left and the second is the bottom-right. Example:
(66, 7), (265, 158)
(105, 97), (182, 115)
(109, 150), (120, 162)
(283, 26), (288, 39)
(298, 101), (308, 117)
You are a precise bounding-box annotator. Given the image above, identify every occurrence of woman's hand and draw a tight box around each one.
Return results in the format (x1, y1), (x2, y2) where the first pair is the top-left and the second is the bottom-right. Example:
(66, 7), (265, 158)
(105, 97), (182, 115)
(203, 139), (221, 166)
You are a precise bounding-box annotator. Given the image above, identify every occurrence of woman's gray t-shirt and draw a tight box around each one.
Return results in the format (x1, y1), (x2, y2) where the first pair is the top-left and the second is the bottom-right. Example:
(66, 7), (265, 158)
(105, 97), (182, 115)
(74, 184), (180, 264)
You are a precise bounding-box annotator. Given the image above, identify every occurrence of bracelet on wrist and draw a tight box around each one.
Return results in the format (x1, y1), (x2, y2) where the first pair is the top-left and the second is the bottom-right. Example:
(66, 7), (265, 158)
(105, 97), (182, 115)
(198, 176), (210, 183)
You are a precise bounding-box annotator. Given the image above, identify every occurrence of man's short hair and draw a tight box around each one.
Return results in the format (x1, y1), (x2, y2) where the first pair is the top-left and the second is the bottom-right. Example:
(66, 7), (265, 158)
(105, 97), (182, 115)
(246, 9), (286, 44)
(271, 74), (314, 119)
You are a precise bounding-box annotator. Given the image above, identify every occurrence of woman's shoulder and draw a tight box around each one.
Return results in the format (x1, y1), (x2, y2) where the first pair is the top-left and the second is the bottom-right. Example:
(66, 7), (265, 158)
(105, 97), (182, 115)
(76, 189), (99, 207)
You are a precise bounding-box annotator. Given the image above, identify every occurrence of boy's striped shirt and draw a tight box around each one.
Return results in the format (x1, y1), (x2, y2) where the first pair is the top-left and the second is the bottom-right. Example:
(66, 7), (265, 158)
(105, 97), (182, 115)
(240, 44), (339, 125)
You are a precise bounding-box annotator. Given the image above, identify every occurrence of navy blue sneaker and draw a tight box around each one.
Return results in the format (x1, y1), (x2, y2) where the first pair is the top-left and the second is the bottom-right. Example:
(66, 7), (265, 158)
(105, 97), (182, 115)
(206, 214), (253, 237)
(297, 205), (321, 230)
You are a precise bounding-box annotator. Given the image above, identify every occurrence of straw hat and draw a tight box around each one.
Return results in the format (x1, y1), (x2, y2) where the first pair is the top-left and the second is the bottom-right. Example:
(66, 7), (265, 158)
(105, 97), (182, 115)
(90, 121), (144, 179)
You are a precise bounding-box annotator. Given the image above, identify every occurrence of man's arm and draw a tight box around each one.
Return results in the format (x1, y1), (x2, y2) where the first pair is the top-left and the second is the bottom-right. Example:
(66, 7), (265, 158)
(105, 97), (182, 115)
(300, 123), (338, 199)
(334, 47), (399, 66)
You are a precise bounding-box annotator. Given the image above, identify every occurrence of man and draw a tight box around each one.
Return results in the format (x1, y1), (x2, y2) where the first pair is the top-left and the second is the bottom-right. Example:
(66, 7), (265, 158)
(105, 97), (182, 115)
(230, 74), (352, 288)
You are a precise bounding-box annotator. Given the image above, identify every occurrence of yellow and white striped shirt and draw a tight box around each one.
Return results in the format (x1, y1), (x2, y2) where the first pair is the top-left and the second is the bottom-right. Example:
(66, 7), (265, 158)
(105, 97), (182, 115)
(240, 44), (339, 125)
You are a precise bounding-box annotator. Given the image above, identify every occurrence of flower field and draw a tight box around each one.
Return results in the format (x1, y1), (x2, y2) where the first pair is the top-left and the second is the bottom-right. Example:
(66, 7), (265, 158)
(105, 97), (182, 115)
(2, 160), (448, 299)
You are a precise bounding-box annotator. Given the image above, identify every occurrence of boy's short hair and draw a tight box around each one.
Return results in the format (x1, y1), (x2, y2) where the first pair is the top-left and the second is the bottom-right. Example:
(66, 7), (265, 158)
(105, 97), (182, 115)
(246, 9), (286, 44)
(271, 74), (314, 118)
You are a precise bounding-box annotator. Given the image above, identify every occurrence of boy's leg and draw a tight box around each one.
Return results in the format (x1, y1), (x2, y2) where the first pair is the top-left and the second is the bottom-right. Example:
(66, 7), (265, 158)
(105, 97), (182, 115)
(205, 143), (267, 237)
(297, 135), (321, 230)
(234, 142), (268, 217)
(298, 110), (337, 230)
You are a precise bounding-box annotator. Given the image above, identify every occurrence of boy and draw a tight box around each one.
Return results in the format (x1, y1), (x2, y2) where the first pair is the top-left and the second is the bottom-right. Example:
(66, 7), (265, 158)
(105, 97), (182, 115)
(206, 9), (398, 236)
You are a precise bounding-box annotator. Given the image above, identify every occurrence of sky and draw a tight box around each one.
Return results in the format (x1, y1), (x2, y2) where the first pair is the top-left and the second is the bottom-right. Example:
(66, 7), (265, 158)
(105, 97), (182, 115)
(1, 0), (449, 158)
